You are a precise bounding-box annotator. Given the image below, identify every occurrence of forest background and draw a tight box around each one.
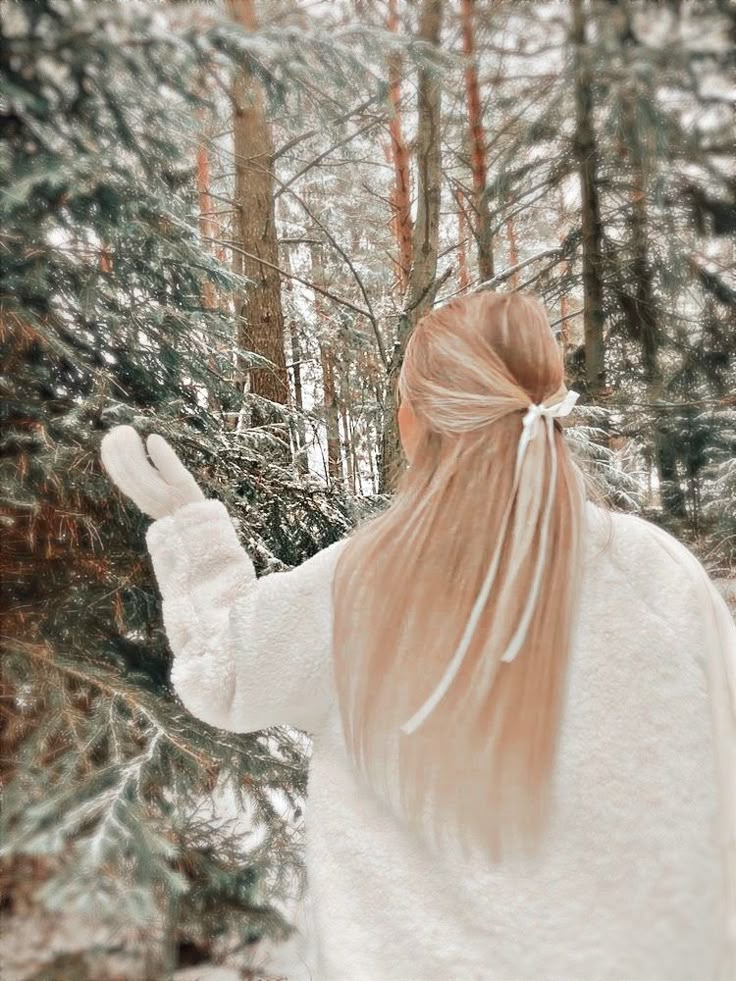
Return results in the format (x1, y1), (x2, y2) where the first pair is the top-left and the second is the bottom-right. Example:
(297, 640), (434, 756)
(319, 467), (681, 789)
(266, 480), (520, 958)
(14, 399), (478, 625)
(1, 0), (734, 978)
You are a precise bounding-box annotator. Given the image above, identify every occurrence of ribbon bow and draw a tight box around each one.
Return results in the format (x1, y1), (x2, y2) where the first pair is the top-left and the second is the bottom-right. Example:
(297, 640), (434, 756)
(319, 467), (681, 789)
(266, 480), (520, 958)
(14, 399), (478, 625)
(517, 387), (580, 467)
(401, 388), (580, 736)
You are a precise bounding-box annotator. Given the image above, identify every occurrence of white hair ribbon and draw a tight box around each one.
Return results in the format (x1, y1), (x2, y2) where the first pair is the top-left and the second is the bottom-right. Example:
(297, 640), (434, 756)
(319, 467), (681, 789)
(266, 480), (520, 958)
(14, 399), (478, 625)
(401, 388), (580, 736)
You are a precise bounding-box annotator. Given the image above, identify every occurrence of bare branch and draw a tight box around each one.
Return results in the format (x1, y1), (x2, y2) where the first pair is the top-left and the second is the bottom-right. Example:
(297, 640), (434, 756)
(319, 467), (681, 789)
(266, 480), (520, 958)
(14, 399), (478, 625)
(209, 236), (375, 323)
(272, 94), (382, 162)
(476, 247), (566, 290)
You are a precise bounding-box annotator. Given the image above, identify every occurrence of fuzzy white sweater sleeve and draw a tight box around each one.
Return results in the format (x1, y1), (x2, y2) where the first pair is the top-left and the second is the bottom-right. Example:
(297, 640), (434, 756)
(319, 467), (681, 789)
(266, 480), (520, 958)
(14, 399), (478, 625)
(145, 499), (345, 735)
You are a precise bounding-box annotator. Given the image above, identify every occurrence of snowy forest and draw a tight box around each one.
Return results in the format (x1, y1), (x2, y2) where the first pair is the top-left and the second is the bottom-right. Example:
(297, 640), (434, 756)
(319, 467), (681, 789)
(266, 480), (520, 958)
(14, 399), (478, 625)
(1, 0), (734, 978)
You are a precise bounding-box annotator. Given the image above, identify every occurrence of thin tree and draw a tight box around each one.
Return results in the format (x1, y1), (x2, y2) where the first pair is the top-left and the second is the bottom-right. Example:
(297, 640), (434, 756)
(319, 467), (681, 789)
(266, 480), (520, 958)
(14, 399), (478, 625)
(456, 188), (471, 290)
(613, 0), (685, 516)
(277, 210), (309, 474)
(571, 0), (606, 396)
(380, 0), (444, 492)
(228, 0), (290, 434)
(460, 0), (494, 282)
(309, 236), (343, 484)
(387, 0), (414, 293)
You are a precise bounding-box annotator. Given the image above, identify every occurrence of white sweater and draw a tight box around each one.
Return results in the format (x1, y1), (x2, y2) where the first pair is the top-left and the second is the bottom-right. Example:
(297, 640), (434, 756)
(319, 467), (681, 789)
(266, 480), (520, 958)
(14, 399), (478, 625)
(146, 498), (736, 981)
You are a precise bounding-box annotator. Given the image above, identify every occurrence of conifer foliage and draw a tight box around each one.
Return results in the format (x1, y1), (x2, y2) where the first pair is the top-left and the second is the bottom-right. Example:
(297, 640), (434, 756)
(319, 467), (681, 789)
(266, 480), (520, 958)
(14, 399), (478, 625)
(0, 1), (349, 971)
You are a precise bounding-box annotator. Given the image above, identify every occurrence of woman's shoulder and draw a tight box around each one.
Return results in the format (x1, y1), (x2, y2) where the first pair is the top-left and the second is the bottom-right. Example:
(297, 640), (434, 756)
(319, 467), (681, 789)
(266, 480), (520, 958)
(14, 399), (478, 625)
(259, 535), (349, 601)
(582, 500), (726, 646)
(297, 535), (350, 579)
(584, 500), (701, 575)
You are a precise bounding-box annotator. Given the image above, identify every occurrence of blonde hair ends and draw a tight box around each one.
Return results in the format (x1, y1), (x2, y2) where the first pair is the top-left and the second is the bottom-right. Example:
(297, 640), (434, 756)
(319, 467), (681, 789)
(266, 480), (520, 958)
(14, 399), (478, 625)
(332, 291), (587, 861)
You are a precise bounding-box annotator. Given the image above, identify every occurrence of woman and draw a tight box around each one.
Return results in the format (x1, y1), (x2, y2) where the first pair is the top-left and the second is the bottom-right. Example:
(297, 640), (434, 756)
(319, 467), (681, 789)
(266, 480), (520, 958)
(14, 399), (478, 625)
(101, 291), (735, 981)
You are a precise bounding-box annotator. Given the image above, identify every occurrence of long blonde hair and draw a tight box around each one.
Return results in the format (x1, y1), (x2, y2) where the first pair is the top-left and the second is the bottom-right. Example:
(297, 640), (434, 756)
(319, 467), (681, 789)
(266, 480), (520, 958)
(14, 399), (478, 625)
(332, 291), (587, 860)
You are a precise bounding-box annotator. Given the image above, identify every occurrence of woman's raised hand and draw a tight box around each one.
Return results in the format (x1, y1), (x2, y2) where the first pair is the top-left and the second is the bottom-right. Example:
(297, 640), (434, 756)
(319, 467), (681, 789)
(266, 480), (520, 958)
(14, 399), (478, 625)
(100, 425), (205, 520)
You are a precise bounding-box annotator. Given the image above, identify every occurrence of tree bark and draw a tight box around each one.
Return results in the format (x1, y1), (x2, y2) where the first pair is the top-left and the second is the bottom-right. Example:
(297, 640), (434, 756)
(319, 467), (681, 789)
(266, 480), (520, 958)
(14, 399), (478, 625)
(613, 0), (686, 517)
(278, 218), (309, 473)
(559, 274), (571, 358)
(309, 239), (343, 484)
(460, 0), (494, 282)
(456, 188), (470, 290)
(287, 318), (308, 473)
(386, 0), (414, 293)
(340, 400), (355, 494)
(196, 141), (217, 311)
(505, 217), (519, 286)
(379, 0), (444, 493)
(571, 0), (606, 396)
(228, 0), (290, 436)
(319, 340), (342, 484)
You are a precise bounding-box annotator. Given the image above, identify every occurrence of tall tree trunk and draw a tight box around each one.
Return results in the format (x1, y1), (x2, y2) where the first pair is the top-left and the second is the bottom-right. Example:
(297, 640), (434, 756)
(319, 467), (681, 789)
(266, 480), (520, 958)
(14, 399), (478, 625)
(379, 0), (444, 493)
(278, 219), (309, 473)
(620, 109), (683, 514)
(196, 141), (217, 311)
(505, 217), (519, 286)
(319, 341), (342, 484)
(228, 0), (290, 438)
(195, 109), (227, 417)
(456, 188), (470, 290)
(309, 239), (343, 484)
(571, 0), (606, 396)
(560, 276), (571, 358)
(367, 428), (377, 495)
(338, 354), (357, 493)
(386, 0), (413, 293)
(613, 0), (686, 517)
(460, 0), (494, 282)
(616, 80), (659, 382)
(340, 401), (355, 493)
(350, 411), (364, 495)
(287, 318), (308, 473)
(557, 187), (575, 366)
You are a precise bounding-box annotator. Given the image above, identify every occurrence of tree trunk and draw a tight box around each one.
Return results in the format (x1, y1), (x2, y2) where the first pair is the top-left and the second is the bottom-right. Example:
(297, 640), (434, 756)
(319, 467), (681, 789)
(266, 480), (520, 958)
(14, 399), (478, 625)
(613, 0), (686, 518)
(380, 0), (444, 493)
(560, 282), (571, 358)
(288, 318), (308, 473)
(340, 401), (355, 493)
(616, 65), (660, 382)
(278, 222), (309, 473)
(228, 0), (290, 439)
(460, 0), (494, 283)
(456, 189), (470, 290)
(319, 341), (342, 484)
(195, 111), (228, 418)
(571, 0), (606, 396)
(506, 217), (519, 286)
(620, 123), (685, 514)
(196, 141), (217, 311)
(309, 239), (343, 484)
(386, 0), (413, 293)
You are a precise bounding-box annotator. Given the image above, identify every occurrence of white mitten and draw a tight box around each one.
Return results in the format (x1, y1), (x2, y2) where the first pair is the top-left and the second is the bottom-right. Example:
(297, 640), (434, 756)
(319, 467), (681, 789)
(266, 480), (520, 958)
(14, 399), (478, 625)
(100, 425), (206, 519)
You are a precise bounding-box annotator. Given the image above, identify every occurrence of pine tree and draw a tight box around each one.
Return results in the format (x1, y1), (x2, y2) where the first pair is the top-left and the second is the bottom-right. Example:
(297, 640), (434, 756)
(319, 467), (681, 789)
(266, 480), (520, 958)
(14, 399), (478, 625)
(0, 1), (351, 973)
(469, 0), (735, 546)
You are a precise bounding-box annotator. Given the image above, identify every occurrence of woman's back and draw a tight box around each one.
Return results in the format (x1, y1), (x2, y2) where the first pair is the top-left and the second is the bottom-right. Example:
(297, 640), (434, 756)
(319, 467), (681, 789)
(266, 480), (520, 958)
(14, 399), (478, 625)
(306, 501), (727, 980)
(103, 291), (735, 980)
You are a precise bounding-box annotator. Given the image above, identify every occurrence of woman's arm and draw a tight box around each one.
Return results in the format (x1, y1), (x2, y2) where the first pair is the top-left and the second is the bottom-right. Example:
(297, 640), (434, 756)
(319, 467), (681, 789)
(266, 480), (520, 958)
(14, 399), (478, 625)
(146, 498), (345, 734)
(100, 426), (346, 735)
